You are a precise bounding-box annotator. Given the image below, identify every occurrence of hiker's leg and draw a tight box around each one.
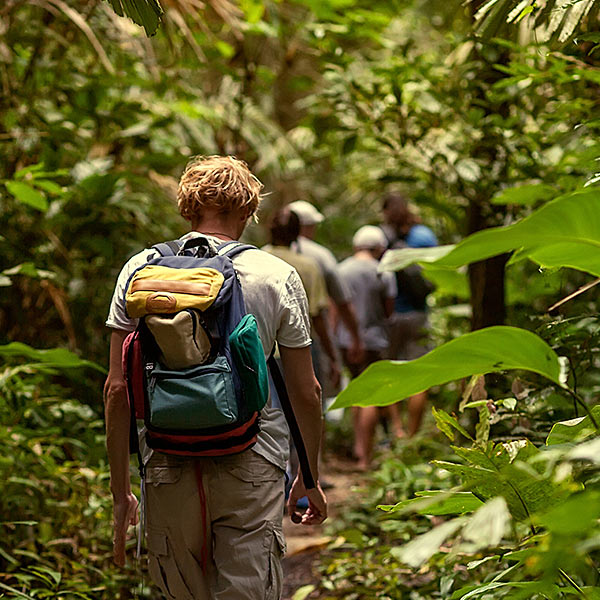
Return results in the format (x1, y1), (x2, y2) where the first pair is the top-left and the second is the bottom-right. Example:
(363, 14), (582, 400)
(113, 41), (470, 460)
(144, 454), (212, 600)
(353, 405), (378, 470)
(382, 403), (406, 438)
(209, 451), (286, 600)
(408, 391), (428, 436)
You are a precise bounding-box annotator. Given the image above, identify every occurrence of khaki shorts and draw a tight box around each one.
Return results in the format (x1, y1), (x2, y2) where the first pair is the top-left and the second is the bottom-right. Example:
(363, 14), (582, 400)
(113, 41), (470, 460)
(144, 449), (286, 600)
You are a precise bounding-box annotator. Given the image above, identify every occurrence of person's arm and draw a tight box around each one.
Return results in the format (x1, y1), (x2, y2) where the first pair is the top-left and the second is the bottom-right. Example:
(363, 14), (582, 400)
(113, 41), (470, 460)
(336, 300), (364, 365)
(103, 329), (139, 566)
(279, 345), (327, 525)
(383, 271), (398, 319)
(312, 311), (340, 389)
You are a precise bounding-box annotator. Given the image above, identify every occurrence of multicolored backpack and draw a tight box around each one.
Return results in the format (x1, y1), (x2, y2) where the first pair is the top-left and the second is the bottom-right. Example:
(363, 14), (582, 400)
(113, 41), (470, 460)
(122, 236), (315, 488)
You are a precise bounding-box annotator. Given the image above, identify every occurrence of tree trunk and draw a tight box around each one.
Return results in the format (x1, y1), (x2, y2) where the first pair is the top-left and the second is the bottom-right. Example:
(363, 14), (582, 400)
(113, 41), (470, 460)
(467, 200), (509, 330)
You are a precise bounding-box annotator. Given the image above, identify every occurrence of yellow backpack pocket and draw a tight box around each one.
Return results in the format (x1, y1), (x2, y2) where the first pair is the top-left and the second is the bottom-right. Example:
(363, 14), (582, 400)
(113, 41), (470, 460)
(126, 266), (224, 317)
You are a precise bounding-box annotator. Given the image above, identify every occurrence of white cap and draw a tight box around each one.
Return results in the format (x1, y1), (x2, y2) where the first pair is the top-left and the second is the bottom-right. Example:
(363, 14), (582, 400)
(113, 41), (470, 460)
(352, 225), (387, 249)
(288, 200), (324, 226)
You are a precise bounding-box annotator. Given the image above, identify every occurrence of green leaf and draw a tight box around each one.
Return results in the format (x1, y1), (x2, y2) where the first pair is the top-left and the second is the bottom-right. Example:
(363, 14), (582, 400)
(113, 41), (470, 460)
(14, 163), (45, 179)
(3, 263), (56, 280)
(436, 189), (600, 277)
(215, 41), (235, 59)
(380, 245), (455, 272)
(432, 407), (474, 442)
(462, 497), (510, 549)
(379, 491), (483, 516)
(0, 342), (105, 373)
(436, 441), (567, 522)
(0, 582), (35, 599)
(577, 33), (600, 43)
(292, 585), (316, 600)
(391, 517), (466, 567)
(537, 490), (600, 536)
(331, 326), (562, 409)
(106, 0), (164, 36)
(32, 179), (64, 195)
(5, 181), (48, 211)
(546, 405), (600, 445)
(491, 183), (556, 206)
(381, 189), (600, 278)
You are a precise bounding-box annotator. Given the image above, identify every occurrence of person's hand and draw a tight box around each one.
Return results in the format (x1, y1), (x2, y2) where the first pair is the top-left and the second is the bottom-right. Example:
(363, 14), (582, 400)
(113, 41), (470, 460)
(287, 475), (327, 526)
(346, 337), (365, 366)
(112, 492), (139, 567)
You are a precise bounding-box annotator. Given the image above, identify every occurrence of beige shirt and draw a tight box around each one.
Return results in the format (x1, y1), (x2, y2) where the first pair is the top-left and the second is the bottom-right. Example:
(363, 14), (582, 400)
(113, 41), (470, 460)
(262, 245), (329, 318)
(106, 233), (313, 470)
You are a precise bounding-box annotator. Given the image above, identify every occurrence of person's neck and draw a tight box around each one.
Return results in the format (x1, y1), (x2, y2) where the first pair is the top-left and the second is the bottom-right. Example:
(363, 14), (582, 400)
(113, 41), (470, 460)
(354, 249), (377, 261)
(191, 214), (242, 241)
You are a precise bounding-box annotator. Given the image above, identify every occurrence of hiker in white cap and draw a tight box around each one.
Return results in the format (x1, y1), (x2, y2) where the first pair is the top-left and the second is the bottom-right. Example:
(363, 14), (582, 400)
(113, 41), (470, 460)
(288, 200), (364, 367)
(336, 225), (403, 471)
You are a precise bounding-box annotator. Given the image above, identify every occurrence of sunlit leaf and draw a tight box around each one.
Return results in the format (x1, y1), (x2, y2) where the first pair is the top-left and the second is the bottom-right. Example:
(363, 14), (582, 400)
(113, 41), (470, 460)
(331, 326), (562, 409)
(546, 405), (600, 445)
(379, 491), (483, 516)
(491, 183), (556, 205)
(462, 497), (510, 549)
(5, 181), (48, 211)
(390, 517), (466, 568)
(382, 190), (600, 277)
(0, 342), (105, 373)
(432, 407), (474, 442)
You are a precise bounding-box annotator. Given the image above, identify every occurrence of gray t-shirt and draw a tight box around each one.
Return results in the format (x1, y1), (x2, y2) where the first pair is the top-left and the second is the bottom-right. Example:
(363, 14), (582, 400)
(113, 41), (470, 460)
(336, 255), (397, 352)
(106, 232), (313, 470)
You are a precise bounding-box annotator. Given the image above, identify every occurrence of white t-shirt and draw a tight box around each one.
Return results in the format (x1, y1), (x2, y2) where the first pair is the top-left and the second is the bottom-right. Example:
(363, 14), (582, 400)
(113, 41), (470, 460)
(106, 232), (313, 470)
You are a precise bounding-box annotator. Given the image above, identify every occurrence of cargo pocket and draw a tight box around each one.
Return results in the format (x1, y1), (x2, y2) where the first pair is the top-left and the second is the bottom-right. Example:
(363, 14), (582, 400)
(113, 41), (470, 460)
(225, 453), (284, 487)
(147, 527), (194, 600)
(264, 525), (286, 600)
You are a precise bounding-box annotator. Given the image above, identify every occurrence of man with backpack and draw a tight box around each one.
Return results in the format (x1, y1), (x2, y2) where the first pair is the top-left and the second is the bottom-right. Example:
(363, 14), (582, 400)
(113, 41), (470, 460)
(104, 155), (326, 599)
(381, 192), (438, 437)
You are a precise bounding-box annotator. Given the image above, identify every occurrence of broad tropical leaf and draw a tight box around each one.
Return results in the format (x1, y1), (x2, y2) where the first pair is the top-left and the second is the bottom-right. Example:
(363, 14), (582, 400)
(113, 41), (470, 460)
(0, 342), (105, 373)
(380, 189), (600, 278)
(330, 326), (562, 409)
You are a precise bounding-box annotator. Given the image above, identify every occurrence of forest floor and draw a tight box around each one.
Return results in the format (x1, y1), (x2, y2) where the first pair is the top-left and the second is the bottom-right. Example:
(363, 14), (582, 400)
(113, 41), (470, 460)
(282, 456), (368, 600)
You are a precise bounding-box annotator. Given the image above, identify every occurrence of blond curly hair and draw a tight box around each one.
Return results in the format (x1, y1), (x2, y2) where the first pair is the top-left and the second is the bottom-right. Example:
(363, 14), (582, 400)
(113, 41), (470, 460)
(177, 155), (263, 223)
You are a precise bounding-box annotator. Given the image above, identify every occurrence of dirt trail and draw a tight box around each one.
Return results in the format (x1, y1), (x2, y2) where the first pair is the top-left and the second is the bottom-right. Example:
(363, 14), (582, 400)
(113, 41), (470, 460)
(282, 458), (366, 600)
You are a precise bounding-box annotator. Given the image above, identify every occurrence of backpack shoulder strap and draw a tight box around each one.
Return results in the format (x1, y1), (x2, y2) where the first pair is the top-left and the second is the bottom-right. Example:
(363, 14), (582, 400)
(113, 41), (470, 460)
(217, 241), (257, 259)
(151, 240), (181, 256)
(267, 352), (316, 490)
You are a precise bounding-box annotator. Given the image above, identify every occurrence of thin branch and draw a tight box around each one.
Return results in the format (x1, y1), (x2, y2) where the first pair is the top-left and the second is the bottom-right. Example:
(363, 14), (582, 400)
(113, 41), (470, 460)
(44, 0), (115, 74)
(548, 278), (600, 312)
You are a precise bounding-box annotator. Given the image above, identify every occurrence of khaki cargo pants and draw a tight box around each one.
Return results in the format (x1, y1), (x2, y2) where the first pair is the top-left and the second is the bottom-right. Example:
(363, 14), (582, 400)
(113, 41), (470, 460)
(144, 450), (286, 600)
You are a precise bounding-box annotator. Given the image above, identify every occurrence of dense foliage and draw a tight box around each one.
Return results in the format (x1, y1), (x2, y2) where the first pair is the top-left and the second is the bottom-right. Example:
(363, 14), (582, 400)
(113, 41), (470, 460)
(1, 0), (599, 598)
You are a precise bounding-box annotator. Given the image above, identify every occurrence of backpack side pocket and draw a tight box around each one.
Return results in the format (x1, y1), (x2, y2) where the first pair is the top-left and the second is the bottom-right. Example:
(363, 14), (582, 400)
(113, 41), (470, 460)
(229, 314), (269, 413)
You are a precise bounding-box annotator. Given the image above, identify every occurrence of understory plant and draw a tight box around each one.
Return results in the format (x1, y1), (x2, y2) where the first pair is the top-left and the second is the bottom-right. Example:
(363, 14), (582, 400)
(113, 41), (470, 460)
(328, 185), (600, 599)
